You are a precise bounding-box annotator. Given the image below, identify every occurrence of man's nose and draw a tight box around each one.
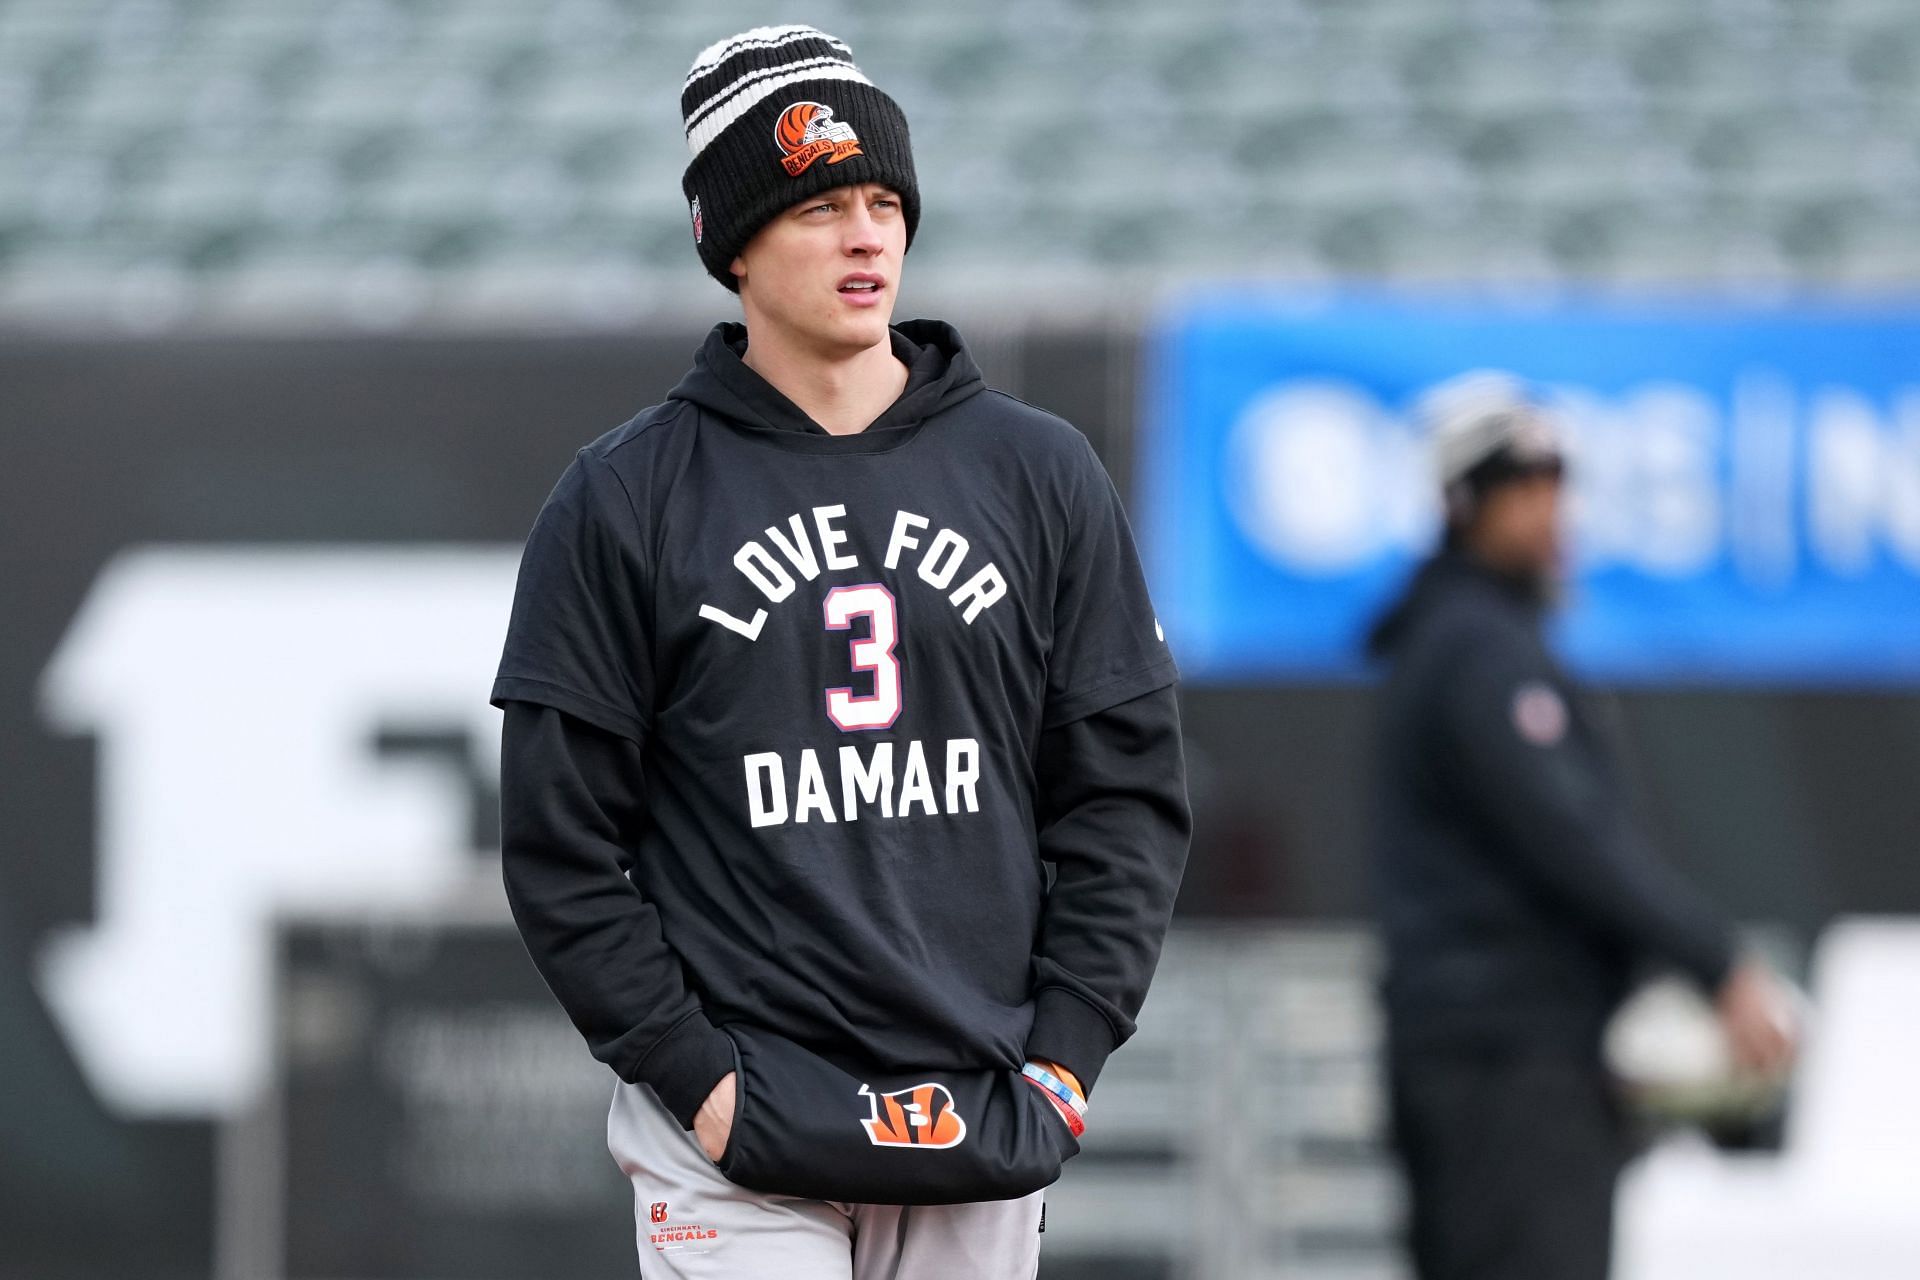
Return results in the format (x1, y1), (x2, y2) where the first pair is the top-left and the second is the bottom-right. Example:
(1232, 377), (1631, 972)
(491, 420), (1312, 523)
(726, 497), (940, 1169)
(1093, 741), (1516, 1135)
(844, 202), (885, 256)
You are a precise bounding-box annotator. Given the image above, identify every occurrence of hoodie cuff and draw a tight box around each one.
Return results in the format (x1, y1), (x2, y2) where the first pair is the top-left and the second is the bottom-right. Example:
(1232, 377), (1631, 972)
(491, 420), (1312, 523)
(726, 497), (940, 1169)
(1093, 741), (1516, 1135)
(1024, 987), (1121, 1095)
(631, 1012), (737, 1130)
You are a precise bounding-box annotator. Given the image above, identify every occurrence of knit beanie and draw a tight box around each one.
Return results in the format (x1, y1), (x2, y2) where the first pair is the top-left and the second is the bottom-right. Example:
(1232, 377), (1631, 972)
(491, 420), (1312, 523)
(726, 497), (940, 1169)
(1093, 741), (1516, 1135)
(1422, 371), (1567, 523)
(681, 25), (920, 291)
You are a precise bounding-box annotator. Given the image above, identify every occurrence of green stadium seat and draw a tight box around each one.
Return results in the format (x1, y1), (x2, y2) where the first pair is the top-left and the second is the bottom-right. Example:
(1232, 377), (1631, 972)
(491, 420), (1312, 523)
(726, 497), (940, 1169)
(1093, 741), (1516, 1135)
(2, 0), (1919, 322)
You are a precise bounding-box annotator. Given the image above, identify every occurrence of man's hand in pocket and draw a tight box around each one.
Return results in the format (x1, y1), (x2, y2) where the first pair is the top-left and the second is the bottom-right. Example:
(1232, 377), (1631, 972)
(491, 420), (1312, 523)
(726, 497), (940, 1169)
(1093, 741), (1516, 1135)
(694, 1071), (737, 1162)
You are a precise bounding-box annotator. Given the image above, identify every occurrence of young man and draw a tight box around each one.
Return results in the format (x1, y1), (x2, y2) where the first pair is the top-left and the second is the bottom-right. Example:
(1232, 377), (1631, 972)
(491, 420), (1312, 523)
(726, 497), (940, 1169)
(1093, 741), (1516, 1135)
(491, 26), (1190, 1279)
(1365, 375), (1799, 1280)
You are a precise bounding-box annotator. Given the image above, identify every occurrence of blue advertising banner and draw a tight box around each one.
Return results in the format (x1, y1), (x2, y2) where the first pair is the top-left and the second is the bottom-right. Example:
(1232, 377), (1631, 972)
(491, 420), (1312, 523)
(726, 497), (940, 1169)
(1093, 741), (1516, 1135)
(1141, 292), (1920, 684)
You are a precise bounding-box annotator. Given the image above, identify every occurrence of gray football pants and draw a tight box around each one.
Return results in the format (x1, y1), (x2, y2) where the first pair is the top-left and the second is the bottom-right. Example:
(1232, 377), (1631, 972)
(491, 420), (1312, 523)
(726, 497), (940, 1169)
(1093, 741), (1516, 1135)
(608, 1079), (1045, 1279)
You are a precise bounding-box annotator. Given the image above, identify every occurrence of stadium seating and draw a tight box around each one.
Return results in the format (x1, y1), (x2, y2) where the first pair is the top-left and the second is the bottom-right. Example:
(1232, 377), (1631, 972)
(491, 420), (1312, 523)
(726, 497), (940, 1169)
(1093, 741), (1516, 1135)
(3, 0), (1919, 326)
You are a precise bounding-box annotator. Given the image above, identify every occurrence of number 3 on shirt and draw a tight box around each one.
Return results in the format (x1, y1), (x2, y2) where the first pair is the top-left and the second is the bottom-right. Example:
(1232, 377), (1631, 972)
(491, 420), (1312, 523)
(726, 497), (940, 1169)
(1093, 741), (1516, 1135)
(823, 583), (901, 731)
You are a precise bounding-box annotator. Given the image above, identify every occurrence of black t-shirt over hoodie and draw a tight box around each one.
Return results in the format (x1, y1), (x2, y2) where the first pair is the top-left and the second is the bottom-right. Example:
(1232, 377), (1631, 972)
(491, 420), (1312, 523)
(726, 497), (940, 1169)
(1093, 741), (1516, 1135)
(492, 320), (1191, 1128)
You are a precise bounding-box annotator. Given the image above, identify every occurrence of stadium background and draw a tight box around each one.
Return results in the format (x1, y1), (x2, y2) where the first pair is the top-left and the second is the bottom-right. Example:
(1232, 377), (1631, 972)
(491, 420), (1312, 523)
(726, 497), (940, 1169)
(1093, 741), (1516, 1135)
(5, 1), (1920, 1277)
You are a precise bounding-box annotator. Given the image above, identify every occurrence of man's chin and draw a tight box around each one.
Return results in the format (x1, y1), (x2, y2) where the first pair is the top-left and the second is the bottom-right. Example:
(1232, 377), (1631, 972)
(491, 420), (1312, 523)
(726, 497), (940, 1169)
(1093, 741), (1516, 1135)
(814, 311), (894, 357)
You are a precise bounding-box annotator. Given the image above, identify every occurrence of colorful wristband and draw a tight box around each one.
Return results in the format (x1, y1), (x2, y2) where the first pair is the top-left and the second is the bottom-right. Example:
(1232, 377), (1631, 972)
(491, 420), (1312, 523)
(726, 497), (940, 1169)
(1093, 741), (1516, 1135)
(1024, 1075), (1087, 1137)
(1021, 1061), (1088, 1135)
(1020, 1062), (1086, 1116)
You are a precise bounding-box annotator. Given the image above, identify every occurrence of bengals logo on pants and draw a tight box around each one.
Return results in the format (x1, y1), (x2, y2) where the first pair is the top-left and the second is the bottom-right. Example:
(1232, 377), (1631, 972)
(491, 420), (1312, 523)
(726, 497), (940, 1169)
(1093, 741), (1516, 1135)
(858, 1082), (968, 1149)
(774, 101), (863, 177)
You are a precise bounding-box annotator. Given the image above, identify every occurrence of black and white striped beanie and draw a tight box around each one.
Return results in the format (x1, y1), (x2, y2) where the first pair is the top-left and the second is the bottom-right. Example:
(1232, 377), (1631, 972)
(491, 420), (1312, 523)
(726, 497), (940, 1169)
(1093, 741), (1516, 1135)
(681, 25), (920, 291)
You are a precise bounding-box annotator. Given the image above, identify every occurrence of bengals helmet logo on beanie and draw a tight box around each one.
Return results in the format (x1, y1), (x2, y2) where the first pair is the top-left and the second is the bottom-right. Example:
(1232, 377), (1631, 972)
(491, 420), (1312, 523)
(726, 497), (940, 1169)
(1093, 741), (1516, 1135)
(774, 101), (864, 177)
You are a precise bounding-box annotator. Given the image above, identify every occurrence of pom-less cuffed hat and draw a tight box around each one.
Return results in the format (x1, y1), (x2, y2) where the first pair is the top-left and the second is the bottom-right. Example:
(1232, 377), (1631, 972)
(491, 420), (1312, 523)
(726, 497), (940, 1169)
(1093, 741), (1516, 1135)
(1421, 371), (1568, 522)
(681, 26), (920, 291)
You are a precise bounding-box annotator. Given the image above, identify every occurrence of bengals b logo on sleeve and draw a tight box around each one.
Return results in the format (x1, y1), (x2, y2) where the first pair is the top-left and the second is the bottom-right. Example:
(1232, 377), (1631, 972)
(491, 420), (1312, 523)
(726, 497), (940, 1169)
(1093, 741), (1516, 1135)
(858, 1081), (968, 1148)
(775, 101), (864, 176)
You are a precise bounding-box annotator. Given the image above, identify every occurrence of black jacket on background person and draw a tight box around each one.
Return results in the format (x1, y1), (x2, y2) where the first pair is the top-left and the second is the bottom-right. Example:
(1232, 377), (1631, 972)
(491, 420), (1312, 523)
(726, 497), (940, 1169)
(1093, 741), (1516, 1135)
(1366, 549), (1736, 1057)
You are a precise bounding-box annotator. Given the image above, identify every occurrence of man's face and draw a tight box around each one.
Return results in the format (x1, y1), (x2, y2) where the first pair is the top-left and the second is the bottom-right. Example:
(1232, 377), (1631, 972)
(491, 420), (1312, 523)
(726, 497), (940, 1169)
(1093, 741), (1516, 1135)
(731, 183), (906, 358)
(1472, 470), (1565, 585)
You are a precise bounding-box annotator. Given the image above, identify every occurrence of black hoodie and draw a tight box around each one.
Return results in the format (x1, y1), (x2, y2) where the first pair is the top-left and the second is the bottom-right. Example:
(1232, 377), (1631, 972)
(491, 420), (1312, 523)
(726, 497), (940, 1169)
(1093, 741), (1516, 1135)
(1365, 550), (1735, 1055)
(492, 321), (1190, 1127)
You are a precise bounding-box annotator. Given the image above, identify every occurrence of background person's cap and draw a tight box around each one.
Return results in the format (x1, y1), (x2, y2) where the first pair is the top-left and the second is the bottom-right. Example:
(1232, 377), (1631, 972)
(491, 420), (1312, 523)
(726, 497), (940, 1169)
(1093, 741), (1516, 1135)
(1420, 370), (1567, 518)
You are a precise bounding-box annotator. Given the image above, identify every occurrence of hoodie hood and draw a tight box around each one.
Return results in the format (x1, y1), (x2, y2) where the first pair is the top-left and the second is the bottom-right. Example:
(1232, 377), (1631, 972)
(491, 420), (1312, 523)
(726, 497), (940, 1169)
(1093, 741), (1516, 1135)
(667, 319), (985, 454)
(1365, 547), (1546, 659)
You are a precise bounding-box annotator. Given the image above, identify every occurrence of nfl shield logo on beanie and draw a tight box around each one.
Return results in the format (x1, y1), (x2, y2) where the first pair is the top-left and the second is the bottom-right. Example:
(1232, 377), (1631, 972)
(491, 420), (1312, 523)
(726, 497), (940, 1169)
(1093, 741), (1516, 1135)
(680, 25), (920, 291)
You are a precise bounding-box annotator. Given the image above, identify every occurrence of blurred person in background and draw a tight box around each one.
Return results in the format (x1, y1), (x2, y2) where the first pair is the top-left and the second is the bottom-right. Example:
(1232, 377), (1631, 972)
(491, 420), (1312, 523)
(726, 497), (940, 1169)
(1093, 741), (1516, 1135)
(491, 24), (1188, 1280)
(1363, 374), (1799, 1280)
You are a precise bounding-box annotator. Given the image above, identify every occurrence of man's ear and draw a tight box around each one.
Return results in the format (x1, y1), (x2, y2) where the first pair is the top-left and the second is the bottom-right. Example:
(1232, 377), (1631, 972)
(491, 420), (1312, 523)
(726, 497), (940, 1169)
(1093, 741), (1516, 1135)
(730, 255), (747, 286)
